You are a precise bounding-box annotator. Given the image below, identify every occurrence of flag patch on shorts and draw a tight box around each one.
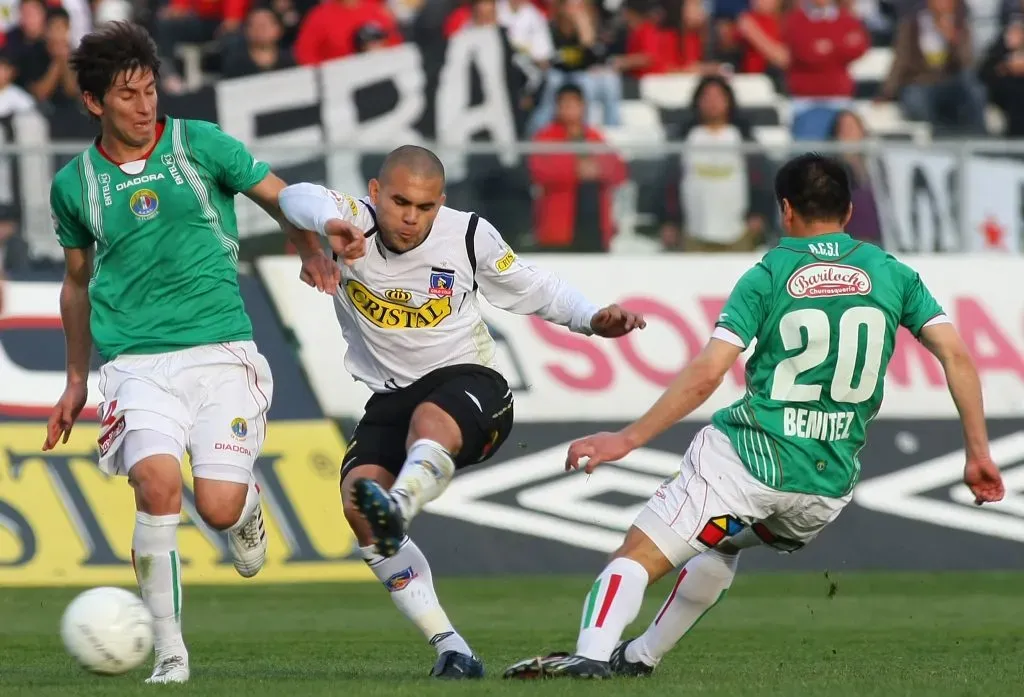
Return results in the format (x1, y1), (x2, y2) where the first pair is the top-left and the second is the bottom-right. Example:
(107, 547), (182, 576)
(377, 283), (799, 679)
(696, 515), (744, 547)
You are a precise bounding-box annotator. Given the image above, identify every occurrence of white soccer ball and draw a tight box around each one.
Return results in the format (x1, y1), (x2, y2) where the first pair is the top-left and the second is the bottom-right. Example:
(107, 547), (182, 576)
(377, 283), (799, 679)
(60, 587), (154, 675)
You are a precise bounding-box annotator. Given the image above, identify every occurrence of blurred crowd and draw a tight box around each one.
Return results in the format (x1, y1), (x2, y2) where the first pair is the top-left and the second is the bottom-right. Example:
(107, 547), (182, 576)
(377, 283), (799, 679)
(0, 0), (1020, 261)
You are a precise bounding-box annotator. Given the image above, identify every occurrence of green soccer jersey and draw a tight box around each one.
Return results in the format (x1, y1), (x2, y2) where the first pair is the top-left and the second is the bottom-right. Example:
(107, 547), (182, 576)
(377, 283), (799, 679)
(709, 233), (945, 498)
(49, 116), (270, 361)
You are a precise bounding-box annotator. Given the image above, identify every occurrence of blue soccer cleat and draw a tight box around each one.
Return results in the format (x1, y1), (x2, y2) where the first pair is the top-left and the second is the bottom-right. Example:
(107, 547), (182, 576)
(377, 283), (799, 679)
(352, 478), (406, 558)
(430, 651), (485, 679)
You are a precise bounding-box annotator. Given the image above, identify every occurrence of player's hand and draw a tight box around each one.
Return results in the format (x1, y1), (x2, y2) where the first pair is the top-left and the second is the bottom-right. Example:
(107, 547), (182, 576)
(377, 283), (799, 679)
(324, 218), (367, 265)
(963, 456), (1005, 505)
(590, 304), (646, 338)
(299, 250), (340, 294)
(566, 431), (634, 473)
(43, 382), (88, 451)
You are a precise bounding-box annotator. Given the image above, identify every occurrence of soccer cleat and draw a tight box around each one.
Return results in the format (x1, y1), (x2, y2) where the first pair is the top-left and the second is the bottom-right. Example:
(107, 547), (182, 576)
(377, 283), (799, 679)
(610, 639), (655, 677)
(228, 497), (268, 578)
(145, 654), (190, 684)
(430, 651), (485, 679)
(503, 652), (611, 680)
(352, 478), (406, 558)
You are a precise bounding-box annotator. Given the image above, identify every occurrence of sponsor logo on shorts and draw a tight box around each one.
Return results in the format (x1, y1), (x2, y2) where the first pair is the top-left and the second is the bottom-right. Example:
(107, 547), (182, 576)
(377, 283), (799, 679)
(215, 442), (253, 457)
(428, 269), (456, 298)
(231, 418), (248, 440)
(129, 188), (159, 219)
(382, 566), (418, 592)
(696, 515), (745, 547)
(345, 280), (451, 329)
(495, 249), (516, 273)
(384, 289), (413, 303)
(786, 263), (871, 299)
(97, 415), (126, 457)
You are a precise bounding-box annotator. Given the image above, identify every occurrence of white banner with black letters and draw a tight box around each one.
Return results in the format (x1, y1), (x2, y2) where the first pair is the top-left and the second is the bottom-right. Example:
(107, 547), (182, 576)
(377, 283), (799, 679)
(872, 147), (1024, 254)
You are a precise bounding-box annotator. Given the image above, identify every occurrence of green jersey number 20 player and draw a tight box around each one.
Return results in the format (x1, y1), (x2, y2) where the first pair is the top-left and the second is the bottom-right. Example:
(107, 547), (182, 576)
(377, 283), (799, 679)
(504, 154), (1006, 680)
(40, 22), (319, 684)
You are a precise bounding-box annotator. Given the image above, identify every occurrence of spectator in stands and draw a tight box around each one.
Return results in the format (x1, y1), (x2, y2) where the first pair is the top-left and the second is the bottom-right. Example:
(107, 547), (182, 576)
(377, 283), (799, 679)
(156, 0), (249, 93)
(268, 0), (311, 47)
(736, 0), (787, 80)
(10, 3), (77, 107)
(878, 0), (985, 135)
(527, 83), (627, 252)
(498, 0), (555, 66)
(0, 51), (34, 114)
(830, 109), (882, 242)
(659, 75), (773, 252)
(783, 0), (868, 140)
(293, 0), (401, 65)
(980, 16), (1024, 137)
(528, 0), (622, 133)
(221, 6), (294, 77)
(616, 0), (667, 78)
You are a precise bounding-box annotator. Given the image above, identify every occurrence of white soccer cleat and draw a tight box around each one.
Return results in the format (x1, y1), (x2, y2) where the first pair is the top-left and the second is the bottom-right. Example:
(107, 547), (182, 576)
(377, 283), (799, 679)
(145, 654), (190, 684)
(228, 499), (268, 578)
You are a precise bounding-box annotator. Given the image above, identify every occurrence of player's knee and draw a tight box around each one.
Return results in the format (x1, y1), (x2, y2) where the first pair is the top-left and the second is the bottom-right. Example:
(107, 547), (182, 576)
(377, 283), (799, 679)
(193, 479), (248, 530)
(610, 526), (675, 584)
(129, 455), (182, 515)
(408, 402), (462, 453)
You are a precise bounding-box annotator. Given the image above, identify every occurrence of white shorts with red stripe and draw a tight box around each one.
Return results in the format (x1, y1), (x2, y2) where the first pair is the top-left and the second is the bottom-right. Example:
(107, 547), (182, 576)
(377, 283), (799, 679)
(96, 341), (274, 484)
(633, 425), (851, 566)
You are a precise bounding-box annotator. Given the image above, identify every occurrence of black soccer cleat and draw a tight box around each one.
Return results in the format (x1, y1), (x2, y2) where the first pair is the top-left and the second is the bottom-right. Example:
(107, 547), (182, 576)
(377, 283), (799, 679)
(503, 652), (612, 680)
(352, 478), (406, 558)
(610, 639), (655, 677)
(430, 651), (485, 679)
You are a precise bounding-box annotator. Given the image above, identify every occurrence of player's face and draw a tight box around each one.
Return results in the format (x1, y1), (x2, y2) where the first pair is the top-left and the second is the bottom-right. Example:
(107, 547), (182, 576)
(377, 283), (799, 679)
(90, 68), (158, 149)
(369, 169), (446, 252)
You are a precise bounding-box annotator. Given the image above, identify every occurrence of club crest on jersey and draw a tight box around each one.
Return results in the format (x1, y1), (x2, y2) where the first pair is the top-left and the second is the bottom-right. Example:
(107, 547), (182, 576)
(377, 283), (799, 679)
(347, 280), (452, 329)
(429, 269), (456, 297)
(129, 188), (159, 219)
(786, 263), (871, 299)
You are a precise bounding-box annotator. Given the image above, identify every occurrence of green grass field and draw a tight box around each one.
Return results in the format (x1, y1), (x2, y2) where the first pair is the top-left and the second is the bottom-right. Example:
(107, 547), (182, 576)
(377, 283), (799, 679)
(2, 572), (1023, 696)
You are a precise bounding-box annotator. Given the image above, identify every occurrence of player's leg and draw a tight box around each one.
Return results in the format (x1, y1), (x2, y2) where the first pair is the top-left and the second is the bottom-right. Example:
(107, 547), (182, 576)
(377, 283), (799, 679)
(349, 366), (514, 679)
(97, 362), (192, 684)
(187, 342), (274, 578)
(504, 426), (773, 680)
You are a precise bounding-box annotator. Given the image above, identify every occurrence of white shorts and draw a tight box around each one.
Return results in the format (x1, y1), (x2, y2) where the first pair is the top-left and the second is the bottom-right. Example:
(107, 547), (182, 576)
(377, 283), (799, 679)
(96, 341), (274, 484)
(634, 425), (852, 566)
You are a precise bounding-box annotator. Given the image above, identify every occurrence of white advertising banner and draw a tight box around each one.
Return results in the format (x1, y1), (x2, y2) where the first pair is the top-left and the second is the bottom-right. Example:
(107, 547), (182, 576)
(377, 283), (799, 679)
(257, 254), (1024, 422)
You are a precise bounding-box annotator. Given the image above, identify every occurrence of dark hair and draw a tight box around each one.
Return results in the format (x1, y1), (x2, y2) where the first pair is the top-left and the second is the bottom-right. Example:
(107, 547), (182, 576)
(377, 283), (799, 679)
(71, 21), (161, 101)
(47, 6), (71, 24)
(556, 83), (584, 101)
(774, 153), (852, 223)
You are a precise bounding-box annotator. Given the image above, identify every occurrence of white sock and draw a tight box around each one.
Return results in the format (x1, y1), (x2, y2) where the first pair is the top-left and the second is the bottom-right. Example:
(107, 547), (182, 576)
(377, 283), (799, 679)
(132, 512), (185, 658)
(576, 558), (649, 662)
(360, 536), (472, 657)
(627, 548), (738, 667)
(226, 480), (260, 533)
(390, 439), (455, 522)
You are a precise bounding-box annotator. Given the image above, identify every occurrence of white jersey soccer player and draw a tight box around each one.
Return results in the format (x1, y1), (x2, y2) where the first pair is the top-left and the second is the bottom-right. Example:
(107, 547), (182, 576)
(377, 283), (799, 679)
(278, 145), (646, 679)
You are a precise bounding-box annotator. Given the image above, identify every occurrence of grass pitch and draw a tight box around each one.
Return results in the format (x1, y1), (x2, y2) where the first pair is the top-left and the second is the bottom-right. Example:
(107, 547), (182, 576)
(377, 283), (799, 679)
(2, 572), (1022, 696)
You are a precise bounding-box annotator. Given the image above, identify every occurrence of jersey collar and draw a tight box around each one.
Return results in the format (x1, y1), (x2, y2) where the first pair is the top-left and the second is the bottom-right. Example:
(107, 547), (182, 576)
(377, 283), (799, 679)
(93, 117), (169, 172)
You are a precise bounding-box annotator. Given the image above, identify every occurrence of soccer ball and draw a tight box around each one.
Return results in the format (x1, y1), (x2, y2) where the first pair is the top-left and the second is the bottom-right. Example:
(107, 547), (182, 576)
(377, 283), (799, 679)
(60, 587), (154, 675)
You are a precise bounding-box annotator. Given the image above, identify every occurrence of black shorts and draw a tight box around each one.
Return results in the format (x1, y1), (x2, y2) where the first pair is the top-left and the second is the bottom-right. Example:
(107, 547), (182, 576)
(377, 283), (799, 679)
(340, 364), (514, 479)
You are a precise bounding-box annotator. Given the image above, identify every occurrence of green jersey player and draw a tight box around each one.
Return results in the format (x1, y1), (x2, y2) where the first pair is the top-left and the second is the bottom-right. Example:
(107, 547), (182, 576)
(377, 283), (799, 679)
(39, 22), (337, 685)
(504, 154), (1006, 680)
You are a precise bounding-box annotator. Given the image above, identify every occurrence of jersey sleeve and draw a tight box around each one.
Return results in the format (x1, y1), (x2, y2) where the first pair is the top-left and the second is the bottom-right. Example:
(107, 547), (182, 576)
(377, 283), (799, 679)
(187, 120), (270, 194)
(713, 263), (772, 349)
(278, 183), (378, 235)
(473, 216), (599, 335)
(895, 260), (946, 336)
(49, 175), (94, 249)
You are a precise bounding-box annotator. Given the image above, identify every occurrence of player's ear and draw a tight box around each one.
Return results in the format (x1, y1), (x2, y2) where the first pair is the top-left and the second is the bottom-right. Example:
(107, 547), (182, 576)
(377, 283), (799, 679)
(841, 202), (853, 228)
(438, 193), (446, 208)
(368, 179), (380, 205)
(81, 91), (103, 119)
(780, 198), (793, 231)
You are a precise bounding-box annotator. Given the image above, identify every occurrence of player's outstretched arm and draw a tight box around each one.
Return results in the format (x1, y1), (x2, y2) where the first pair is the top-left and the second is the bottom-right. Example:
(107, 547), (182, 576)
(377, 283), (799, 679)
(471, 217), (644, 336)
(919, 322), (1005, 504)
(44, 247), (92, 451)
(566, 339), (741, 473)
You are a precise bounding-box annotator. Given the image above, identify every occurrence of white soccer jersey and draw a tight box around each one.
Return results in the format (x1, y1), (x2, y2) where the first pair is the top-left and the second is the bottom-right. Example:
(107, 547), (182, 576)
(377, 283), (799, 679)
(279, 183), (601, 393)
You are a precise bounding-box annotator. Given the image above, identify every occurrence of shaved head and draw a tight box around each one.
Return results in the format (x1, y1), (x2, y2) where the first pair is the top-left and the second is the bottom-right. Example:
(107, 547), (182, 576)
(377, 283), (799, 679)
(379, 145), (446, 188)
